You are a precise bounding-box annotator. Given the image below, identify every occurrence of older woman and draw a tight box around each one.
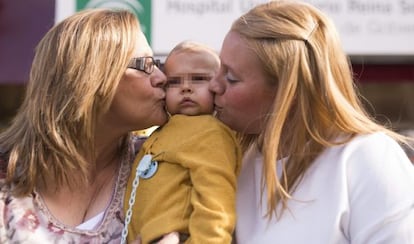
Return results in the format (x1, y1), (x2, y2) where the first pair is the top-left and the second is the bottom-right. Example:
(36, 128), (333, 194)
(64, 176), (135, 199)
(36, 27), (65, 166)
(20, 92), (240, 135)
(0, 9), (167, 243)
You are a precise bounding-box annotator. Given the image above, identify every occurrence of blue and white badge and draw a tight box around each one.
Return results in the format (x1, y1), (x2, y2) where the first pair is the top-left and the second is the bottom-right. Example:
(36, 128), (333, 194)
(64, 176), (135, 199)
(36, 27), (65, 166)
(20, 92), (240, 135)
(137, 154), (158, 179)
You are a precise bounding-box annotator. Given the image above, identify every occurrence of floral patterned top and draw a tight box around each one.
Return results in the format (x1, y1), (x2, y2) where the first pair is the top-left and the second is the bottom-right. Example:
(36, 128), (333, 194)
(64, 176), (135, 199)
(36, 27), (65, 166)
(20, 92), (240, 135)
(0, 135), (144, 244)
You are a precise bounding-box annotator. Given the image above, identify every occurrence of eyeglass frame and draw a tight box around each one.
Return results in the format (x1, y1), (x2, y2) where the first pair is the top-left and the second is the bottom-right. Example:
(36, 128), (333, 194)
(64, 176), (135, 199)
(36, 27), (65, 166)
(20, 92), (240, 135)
(127, 56), (161, 75)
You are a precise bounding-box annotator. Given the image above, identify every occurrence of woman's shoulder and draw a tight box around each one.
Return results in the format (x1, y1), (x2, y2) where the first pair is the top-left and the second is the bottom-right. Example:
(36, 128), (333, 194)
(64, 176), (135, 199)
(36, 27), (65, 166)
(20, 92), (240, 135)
(333, 132), (402, 156)
(350, 132), (397, 145)
(326, 132), (414, 181)
(343, 132), (405, 156)
(315, 132), (412, 180)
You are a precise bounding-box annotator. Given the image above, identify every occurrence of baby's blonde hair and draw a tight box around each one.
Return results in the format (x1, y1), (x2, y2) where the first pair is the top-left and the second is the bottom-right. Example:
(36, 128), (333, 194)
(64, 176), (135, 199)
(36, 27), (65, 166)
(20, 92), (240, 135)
(164, 40), (220, 73)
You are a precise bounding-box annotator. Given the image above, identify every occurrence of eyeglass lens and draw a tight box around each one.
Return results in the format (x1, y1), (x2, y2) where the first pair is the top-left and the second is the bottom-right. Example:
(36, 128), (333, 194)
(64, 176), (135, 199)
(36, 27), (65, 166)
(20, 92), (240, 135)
(128, 57), (161, 74)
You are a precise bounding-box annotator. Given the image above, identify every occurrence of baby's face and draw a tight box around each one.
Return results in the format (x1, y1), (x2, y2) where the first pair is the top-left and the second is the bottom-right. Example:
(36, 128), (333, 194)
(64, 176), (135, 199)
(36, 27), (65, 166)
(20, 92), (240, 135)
(164, 51), (218, 116)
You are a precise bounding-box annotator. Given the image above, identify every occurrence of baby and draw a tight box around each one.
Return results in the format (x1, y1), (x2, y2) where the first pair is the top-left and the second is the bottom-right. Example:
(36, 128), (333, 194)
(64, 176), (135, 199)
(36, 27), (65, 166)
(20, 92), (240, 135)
(124, 41), (241, 244)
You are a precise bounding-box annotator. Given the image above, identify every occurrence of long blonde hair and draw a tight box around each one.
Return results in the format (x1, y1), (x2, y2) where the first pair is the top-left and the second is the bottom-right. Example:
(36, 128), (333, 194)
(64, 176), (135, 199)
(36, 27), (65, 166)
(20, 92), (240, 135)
(232, 0), (407, 219)
(0, 9), (139, 196)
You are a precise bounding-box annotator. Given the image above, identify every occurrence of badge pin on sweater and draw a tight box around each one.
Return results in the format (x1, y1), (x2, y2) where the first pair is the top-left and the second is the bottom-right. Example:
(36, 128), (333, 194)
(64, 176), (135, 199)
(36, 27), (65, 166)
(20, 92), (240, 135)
(137, 154), (158, 179)
(121, 152), (160, 244)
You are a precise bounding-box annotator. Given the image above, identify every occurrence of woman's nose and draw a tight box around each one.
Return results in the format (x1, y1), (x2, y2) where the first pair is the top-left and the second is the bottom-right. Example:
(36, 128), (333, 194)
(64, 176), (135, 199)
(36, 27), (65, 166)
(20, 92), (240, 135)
(151, 67), (167, 88)
(209, 75), (224, 95)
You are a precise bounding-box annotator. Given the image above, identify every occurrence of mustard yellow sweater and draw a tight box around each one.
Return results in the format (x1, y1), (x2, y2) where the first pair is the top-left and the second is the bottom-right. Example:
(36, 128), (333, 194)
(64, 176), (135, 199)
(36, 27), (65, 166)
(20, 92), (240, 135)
(124, 114), (241, 244)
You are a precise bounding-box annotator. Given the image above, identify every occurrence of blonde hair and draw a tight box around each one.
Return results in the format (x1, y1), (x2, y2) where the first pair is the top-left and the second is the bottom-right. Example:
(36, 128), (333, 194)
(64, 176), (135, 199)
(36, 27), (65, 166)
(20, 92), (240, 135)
(164, 40), (220, 73)
(232, 0), (407, 219)
(0, 9), (139, 196)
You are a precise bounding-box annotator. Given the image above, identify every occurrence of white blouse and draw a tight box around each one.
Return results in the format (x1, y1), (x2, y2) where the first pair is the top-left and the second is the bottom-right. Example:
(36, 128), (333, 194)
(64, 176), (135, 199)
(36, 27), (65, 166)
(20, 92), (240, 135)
(236, 133), (414, 244)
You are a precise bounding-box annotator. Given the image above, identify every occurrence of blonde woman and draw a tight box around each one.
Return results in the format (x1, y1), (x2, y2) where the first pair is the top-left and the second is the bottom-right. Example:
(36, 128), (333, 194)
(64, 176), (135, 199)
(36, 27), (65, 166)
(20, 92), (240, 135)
(209, 1), (414, 243)
(0, 9), (168, 243)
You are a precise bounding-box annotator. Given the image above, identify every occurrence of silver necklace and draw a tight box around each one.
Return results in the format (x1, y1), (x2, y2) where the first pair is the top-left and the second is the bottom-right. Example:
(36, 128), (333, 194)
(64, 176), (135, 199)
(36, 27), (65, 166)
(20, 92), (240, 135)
(121, 154), (158, 244)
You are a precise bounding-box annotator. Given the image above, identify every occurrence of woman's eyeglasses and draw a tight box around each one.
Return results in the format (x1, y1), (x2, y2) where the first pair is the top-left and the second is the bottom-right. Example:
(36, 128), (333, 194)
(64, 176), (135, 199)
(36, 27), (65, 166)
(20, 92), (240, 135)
(127, 56), (161, 74)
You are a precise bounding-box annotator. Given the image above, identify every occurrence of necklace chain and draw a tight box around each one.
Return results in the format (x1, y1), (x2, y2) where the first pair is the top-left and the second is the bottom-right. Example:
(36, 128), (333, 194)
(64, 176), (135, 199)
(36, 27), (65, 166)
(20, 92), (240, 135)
(121, 162), (141, 244)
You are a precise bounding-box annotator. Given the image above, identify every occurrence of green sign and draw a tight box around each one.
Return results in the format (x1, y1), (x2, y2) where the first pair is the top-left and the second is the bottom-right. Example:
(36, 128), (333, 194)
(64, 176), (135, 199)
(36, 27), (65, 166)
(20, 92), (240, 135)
(76, 0), (152, 44)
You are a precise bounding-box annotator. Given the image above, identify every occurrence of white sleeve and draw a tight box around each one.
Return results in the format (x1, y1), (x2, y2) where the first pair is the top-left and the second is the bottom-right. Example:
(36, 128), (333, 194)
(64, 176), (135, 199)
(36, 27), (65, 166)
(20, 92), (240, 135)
(345, 134), (414, 243)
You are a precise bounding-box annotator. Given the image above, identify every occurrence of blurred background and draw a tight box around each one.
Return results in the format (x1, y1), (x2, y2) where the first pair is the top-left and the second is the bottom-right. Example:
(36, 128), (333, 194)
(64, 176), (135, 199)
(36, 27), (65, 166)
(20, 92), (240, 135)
(1, 0), (413, 161)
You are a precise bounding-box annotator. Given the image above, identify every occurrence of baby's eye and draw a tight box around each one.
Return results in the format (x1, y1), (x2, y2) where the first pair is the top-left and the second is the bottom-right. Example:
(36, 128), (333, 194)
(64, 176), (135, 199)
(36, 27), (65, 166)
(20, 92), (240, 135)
(166, 77), (182, 87)
(191, 75), (212, 84)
